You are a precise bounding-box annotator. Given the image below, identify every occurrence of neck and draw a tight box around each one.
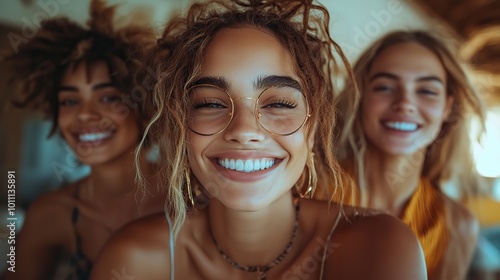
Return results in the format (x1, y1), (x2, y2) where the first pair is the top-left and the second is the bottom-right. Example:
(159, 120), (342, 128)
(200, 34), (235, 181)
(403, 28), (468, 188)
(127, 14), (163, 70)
(87, 148), (156, 201)
(363, 146), (425, 217)
(208, 192), (296, 268)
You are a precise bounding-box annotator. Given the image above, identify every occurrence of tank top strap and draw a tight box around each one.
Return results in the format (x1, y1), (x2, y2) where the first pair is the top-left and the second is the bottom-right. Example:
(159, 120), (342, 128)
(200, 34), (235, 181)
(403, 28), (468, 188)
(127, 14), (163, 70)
(70, 182), (92, 279)
(165, 211), (175, 280)
(319, 209), (342, 279)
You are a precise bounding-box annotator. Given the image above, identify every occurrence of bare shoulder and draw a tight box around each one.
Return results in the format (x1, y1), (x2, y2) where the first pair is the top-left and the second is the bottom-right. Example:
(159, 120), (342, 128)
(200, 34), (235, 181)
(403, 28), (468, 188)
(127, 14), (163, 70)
(27, 184), (75, 216)
(20, 184), (76, 240)
(325, 207), (427, 280)
(440, 194), (479, 277)
(6, 184), (78, 280)
(91, 213), (171, 280)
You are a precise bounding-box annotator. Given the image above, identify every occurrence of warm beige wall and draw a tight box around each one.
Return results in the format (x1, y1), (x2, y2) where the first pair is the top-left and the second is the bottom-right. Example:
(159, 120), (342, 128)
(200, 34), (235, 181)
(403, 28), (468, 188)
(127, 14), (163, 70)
(0, 0), (437, 62)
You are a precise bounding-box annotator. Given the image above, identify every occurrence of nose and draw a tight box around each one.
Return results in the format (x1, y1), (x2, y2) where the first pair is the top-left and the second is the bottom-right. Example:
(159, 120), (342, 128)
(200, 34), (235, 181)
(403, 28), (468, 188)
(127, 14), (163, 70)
(391, 88), (416, 114)
(77, 101), (100, 122)
(223, 99), (265, 144)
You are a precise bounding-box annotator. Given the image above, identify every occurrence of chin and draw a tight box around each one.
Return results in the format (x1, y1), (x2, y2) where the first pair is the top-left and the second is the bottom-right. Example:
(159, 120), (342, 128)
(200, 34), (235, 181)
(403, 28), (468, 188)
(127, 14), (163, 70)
(217, 192), (271, 212)
(77, 151), (128, 166)
(382, 146), (422, 157)
(78, 155), (113, 166)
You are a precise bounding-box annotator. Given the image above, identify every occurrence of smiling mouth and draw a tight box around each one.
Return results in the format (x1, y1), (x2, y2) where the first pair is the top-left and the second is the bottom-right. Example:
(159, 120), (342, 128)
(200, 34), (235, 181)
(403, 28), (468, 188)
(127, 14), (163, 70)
(382, 121), (419, 132)
(76, 131), (114, 142)
(218, 158), (276, 173)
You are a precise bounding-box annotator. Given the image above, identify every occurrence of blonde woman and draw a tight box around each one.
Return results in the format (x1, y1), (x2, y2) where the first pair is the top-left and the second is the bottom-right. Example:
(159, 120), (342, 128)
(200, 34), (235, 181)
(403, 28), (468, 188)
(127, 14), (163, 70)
(323, 30), (486, 279)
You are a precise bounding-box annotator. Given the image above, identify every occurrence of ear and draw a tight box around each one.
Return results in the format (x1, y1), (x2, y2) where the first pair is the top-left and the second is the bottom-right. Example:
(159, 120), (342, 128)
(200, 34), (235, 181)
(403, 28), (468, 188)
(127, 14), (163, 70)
(443, 95), (454, 121)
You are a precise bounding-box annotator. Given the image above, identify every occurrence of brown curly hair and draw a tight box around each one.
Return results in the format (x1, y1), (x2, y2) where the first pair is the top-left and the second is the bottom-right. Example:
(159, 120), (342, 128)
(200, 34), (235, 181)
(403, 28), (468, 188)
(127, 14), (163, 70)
(137, 0), (355, 238)
(3, 0), (156, 136)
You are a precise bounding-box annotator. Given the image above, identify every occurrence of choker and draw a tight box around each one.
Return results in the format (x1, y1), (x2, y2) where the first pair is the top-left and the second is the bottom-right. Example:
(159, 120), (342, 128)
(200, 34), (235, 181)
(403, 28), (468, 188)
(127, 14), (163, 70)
(210, 200), (300, 280)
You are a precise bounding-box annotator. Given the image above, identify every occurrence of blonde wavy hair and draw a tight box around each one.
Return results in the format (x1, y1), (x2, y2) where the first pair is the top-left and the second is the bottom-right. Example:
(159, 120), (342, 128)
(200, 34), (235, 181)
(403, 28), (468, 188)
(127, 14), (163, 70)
(137, 0), (354, 238)
(337, 30), (486, 202)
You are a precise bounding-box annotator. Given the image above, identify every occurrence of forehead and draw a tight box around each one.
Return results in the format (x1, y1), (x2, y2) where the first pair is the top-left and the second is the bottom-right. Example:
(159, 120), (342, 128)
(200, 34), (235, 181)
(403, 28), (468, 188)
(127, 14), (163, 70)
(368, 42), (446, 81)
(201, 27), (297, 83)
(61, 60), (111, 84)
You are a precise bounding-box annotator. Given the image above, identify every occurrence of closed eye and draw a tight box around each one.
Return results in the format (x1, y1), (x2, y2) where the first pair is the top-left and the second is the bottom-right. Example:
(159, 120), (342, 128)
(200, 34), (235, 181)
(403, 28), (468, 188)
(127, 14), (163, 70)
(262, 99), (297, 109)
(192, 99), (228, 109)
(373, 85), (395, 93)
(418, 89), (438, 95)
(59, 99), (78, 106)
(101, 95), (122, 103)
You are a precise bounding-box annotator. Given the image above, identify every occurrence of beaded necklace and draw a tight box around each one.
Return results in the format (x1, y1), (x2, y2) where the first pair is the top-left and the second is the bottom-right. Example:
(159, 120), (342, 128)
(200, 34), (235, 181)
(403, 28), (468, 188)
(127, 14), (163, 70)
(210, 200), (300, 280)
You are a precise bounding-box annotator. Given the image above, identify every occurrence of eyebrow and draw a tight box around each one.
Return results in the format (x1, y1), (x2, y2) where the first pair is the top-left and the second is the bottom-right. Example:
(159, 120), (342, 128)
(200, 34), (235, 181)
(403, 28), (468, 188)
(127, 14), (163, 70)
(189, 75), (302, 91)
(189, 76), (229, 90)
(369, 72), (444, 85)
(58, 82), (116, 92)
(255, 75), (302, 91)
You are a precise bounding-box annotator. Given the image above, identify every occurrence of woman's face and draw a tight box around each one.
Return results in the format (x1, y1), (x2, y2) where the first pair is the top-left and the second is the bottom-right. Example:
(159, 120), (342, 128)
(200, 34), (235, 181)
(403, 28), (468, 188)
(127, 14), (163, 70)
(58, 61), (141, 166)
(187, 27), (311, 211)
(361, 42), (453, 156)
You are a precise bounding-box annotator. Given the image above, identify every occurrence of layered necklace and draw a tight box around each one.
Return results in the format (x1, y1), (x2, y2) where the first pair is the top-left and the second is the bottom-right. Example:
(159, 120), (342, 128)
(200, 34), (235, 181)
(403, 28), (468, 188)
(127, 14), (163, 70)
(210, 200), (300, 280)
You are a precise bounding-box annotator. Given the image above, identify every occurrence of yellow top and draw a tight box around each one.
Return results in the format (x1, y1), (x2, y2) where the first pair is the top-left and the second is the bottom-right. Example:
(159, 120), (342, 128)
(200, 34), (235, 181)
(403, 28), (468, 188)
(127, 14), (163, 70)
(401, 178), (448, 275)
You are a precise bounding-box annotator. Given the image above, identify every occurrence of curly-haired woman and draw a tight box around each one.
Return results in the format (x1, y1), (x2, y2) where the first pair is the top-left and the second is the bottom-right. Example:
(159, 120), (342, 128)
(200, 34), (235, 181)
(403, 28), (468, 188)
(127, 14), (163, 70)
(2, 1), (164, 279)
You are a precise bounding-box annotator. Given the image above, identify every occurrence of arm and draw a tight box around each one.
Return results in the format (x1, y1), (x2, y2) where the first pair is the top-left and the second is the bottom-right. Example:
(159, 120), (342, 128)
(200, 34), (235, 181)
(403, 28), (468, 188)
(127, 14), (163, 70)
(91, 213), (170, 280)
(431, 197), (480, 280)
(4, 192), (70, 280)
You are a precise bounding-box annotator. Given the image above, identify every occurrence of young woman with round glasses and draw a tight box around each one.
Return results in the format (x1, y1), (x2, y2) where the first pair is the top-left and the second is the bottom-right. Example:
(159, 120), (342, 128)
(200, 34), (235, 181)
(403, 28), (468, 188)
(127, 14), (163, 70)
(91, 1), (427, 279)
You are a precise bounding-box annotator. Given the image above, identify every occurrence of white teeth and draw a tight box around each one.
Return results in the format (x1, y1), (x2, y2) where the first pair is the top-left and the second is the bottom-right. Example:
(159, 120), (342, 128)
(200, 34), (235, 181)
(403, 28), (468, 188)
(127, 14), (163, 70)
(79, 131), (113, 142)
(218, 158), (275, 172)
(384, 121), (418, 132)
(235, 159), (244, 171)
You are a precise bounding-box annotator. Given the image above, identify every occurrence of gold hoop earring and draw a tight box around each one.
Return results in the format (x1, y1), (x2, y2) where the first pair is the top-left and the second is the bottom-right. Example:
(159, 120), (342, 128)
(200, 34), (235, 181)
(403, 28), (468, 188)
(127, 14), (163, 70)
(186, 169), (195, 207)
(298, 152), (317, 199)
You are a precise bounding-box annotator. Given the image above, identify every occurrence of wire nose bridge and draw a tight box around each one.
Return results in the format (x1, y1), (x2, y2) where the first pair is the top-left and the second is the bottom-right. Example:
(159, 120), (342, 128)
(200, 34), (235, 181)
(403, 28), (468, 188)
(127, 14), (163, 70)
(230, 96), (260, 118)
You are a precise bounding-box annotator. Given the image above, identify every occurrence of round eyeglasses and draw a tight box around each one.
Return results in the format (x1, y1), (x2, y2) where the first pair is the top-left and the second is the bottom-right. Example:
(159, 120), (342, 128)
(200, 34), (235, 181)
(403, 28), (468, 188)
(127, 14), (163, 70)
(186, 84), (310, 136)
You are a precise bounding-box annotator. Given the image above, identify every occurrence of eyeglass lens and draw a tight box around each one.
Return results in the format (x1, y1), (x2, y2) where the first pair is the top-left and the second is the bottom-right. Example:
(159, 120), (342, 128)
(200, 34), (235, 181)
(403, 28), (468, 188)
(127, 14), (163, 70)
(187, 85), (308, 136)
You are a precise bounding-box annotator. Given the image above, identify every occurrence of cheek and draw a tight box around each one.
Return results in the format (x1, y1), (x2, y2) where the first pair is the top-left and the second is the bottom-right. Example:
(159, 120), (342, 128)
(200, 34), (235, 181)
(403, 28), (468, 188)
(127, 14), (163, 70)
(108, 102), (133, 121)
(424, 102), (449, 125)
(282, 132), (309, 160)
(360, 98), (379, 129)
(57, 110), (72, 130)
(186, 133), (210, 171)
(109, 107), (139, 128)
(362, 94), (388, 115)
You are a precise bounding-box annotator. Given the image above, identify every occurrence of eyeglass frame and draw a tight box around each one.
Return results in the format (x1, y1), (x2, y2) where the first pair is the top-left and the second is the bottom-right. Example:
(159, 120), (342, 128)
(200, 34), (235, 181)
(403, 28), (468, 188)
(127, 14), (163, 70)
(185, 83), (311, 136)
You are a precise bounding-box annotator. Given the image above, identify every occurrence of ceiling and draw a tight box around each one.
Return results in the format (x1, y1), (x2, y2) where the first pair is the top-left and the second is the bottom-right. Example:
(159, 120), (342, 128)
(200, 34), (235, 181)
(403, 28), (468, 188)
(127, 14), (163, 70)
(415, 0), (500, 105)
